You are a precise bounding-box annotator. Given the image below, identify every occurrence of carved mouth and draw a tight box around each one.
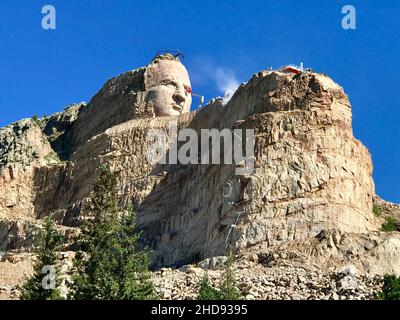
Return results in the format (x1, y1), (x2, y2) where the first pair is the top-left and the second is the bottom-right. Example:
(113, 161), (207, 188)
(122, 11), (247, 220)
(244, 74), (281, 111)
(172, 104), (183, 113)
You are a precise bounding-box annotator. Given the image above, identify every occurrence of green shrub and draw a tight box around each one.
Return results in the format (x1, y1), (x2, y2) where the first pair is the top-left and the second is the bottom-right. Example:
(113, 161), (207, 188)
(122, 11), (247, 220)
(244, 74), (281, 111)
(197, 252), (244, 300)
(197, 274), (220, 300)
(376, 275), (400, 300)
(373, 203), (382, 217)
(32, 114), (43, 126)
(382, 216), (400, 232)
(219, 253), (244, 300)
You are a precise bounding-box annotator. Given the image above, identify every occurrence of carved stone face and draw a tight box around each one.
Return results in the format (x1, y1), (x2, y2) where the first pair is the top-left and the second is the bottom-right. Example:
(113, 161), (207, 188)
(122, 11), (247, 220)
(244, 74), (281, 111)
(145, 58), (192, 116)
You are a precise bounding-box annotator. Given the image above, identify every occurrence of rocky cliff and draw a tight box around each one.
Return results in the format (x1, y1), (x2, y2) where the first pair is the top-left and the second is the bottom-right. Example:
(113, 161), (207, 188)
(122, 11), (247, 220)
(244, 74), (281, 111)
(1, 61), (399, 299)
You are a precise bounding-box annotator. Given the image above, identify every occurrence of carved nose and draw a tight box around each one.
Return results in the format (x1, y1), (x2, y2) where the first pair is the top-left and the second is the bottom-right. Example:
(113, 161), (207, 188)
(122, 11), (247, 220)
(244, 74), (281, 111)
(173, 93), (185, 105)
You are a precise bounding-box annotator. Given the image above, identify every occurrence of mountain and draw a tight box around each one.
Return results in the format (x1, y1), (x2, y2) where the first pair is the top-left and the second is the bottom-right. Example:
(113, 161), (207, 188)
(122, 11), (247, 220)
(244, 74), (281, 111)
(0, 57), (399, 299)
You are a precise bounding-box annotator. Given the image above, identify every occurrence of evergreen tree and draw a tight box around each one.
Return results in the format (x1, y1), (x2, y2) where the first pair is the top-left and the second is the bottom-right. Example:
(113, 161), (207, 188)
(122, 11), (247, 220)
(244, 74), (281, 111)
(218, 252), (244, 300)
(70, 165), (156, 300)
(20, 217), (63, 300)
(197, 273), (221, 300)
(376, 275), (400, 300)
(196, 252), (244, 300)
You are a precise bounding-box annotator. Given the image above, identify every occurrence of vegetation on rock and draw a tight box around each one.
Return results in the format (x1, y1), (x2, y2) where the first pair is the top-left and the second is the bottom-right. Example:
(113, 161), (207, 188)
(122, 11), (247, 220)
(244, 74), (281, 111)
(20, 217), (63, 300)
(197, 252), (243, 300)
(218, 253), (244, 300)
(376, 275), (400, 300)
(373, 203), (382, 217)
(32, 114), (44, 127)
(197, 274), (221, 300)
(69, 165), (156, 300)
(382, 216), (400, 232)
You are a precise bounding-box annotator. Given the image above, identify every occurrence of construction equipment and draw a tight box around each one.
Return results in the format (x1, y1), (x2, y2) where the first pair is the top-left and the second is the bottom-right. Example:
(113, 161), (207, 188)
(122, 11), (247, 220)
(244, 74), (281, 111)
(192, 93), (204, 108)
(154, 49), (185, 60)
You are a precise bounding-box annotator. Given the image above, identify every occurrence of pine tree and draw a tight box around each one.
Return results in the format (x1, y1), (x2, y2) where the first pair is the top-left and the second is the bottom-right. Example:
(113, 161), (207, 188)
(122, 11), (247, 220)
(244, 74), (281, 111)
(20, 217), (63, 300)
(376, 275), (400, 300)
(197, 273), (221, 300)
(69, 165), (156, 300)
(196, 252), (244, 300)
(219, 252), (243, 300)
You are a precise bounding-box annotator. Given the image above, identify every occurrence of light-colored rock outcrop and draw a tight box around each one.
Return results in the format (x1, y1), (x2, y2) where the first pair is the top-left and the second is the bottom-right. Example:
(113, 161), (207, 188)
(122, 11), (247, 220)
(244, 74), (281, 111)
(53, 71), (377, 267)
(0, 119), (54, 170)
(41, 103), (84, 160)
(0, 119), (57, 220)
(0, 69), (381, 265)
(0, 59), (398, 300)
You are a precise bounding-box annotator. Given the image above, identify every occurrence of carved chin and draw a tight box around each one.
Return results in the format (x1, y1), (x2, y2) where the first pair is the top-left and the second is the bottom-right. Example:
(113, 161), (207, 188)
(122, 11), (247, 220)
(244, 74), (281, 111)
(150, 100), (190, 116)
(153, 105), (182, 116)
(172, 104), (183, 113)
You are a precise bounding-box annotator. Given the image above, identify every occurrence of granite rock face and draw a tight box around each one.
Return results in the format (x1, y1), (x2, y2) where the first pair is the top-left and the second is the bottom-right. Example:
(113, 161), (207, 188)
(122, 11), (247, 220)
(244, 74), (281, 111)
(0, 61), (396, 276)
(0, 119), (53, 171)
(42, 103), (84, 160)
(53, 71), (377, 267)
(0, 119), (55, 221)
(67, 68), (147, 156)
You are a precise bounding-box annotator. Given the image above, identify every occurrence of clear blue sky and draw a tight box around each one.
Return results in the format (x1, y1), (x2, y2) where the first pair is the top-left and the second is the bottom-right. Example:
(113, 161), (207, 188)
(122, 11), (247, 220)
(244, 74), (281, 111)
(0, 0), (399, 203)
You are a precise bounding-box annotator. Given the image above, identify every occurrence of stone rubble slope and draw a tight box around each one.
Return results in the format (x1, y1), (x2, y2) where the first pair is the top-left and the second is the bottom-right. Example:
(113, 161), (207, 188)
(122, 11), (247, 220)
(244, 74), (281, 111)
(152, 260), (383, 300)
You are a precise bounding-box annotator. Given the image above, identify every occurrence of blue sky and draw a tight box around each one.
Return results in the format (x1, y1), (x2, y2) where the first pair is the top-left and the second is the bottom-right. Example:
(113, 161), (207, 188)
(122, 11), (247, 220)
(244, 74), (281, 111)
(0, 0), (399, 203)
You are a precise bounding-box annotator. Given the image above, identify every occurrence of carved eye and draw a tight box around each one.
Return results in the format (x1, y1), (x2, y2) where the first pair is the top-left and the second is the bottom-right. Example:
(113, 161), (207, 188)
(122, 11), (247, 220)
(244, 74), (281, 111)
(161, 79), (177, 87)
(160, 79), (171, 85)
